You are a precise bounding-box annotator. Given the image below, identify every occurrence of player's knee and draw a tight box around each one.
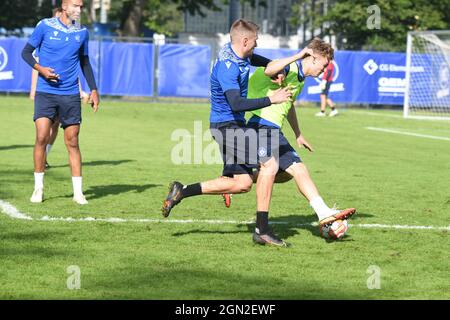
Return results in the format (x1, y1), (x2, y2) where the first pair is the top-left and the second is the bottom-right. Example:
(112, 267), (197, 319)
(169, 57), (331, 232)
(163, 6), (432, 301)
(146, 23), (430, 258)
(35, 133), (49, 146)
(297, 162), (309, 173)
(64, 136), (79, 149)
(234, 177), (253, 193)
(239, 181), (252, 193)
(290, 162), (309, 177)
(260, 161), (279, 176)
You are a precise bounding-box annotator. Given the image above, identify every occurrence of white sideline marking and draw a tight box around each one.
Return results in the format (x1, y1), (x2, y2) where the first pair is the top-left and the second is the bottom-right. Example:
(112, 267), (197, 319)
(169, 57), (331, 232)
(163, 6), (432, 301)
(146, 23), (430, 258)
(358, 111), (403, 119)
(0, 200), (33, 220)
(1, 199), (449, 231)
(355, 111), (449, 121)
(366, 127), (450, 141)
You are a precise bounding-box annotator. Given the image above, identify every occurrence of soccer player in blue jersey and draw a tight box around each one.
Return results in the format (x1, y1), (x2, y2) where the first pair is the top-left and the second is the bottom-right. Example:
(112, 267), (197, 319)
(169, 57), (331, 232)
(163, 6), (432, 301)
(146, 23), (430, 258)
(22, 0), (99, 205)
(162, 19), (292, 245)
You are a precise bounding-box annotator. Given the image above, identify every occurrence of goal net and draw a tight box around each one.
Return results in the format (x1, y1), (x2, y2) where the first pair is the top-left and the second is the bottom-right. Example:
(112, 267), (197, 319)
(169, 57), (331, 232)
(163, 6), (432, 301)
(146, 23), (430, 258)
(404, 31), (450, 120)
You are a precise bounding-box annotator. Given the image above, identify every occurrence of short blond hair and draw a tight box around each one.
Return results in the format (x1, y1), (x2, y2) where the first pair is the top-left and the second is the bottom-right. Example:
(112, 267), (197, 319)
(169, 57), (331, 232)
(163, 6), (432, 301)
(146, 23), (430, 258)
(230, 19), (259, 42)
(307, 38), (334, 60)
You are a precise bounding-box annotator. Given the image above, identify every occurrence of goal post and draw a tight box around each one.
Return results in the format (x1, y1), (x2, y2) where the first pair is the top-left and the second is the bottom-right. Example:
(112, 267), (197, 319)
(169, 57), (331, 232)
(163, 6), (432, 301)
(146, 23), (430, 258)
(403, 30), (450, 120)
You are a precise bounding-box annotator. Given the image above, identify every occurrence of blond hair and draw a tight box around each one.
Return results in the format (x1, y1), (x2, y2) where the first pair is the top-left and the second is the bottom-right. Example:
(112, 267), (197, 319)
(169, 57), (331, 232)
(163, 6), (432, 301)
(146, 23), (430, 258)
(307, 38), (334, 60)
(230, 19), (259, 43)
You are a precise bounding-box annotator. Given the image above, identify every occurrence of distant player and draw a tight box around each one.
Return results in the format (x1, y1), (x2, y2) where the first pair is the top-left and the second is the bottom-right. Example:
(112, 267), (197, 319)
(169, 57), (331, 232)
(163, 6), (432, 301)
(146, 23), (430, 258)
(316, 61), (338, 117)
(22, 0), (99, 204)
(225, 38), (356, 234)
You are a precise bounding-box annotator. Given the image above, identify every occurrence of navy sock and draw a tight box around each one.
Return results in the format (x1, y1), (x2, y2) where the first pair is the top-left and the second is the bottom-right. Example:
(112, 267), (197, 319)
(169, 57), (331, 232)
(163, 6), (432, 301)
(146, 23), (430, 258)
(256, 211), (269, 234)
(180, 183), (202, 198)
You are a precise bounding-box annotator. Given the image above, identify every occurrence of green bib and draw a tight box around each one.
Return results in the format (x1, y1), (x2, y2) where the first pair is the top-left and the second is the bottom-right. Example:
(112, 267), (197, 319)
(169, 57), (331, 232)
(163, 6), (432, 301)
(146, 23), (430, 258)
(248, 61), (304, 128)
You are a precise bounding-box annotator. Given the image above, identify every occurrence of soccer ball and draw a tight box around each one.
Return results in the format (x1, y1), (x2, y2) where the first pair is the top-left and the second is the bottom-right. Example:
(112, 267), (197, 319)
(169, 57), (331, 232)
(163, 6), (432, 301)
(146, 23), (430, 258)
(319, 219), (349, 240)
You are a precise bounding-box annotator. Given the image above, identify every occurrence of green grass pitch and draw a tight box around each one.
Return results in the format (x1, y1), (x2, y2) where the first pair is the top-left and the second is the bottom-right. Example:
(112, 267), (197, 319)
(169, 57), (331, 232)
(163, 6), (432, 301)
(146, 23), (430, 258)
(0, 96), (449, 299)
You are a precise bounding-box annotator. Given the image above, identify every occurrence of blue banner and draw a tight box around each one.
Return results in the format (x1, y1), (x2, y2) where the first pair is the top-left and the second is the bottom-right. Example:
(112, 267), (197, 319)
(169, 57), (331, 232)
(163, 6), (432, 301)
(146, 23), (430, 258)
(1, 38), (442, 107)
(255, 48), (413, 105)
(158, 44), (211, 98)
(0, 39), (32, 92)
(99, 41), (154, 96)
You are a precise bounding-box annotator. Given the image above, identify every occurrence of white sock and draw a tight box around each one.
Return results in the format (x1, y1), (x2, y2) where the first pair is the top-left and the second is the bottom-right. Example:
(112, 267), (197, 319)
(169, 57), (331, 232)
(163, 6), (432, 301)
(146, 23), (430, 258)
(72, 176), (83, 196)
(310, 196), (334, 220)
(45, 144), (53, 156)
(34, 172), (44, 190)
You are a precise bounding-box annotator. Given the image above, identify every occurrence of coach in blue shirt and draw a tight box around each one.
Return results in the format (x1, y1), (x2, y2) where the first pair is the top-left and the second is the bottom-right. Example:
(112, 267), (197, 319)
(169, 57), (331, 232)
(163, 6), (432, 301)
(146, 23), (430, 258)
(22, 0), (98, 205)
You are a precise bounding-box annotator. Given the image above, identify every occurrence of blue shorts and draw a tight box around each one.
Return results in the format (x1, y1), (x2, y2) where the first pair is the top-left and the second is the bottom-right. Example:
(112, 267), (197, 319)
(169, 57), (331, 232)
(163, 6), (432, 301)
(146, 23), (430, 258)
(34, 92), (81, 129)
(210, 121), (258, 177)
(247, 122), (302, 171)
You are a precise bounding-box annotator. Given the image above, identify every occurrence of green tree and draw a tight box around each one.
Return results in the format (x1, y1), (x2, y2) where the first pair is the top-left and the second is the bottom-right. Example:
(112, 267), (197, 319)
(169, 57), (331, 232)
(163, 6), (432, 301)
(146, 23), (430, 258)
(109, 0), (221, 37)
(290, 0), (450, 52)
(110, 0), (267, 37)
(0, 0), (54, 30)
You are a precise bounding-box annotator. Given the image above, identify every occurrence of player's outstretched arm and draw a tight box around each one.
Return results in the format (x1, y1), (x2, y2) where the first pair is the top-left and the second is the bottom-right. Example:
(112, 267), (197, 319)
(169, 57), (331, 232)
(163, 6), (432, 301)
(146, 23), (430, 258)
(287, 103), (313, 152)
(264, 47), (315, 78)
(250, 54), (271, 67)
(225, 87), (292, 112)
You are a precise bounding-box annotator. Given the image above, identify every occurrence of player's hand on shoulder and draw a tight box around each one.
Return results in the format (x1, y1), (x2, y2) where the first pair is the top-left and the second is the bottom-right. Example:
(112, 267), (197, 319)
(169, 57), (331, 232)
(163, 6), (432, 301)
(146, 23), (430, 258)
(270, 72), (285, 86)
(89, 90), (100, 113)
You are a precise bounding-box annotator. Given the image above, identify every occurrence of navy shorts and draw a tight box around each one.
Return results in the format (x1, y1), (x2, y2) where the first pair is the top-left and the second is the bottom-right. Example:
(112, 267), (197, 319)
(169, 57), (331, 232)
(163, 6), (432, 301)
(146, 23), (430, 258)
(210, 121), (259, 177)
(247, 122), (302, 171)
(321, 81), (332, 95)
(34, 92), (81, 129)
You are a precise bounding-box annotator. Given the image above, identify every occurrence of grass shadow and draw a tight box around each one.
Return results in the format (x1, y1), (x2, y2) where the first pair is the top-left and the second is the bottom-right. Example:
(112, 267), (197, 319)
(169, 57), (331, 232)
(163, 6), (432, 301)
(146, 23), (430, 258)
(0, 144), (34, 151)
(265, 211), (375, 241)
(50, 159), (136, 168)
(169, 211), (374, 243)
(0, 230), (68, 241)
(172, 229), (247, 237)
(85, 183), (161, 200)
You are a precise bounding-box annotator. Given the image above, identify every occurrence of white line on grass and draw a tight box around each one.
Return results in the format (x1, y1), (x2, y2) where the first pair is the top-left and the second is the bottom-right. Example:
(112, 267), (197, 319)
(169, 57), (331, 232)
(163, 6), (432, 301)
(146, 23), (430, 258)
(0, 200), (33, 220)
(355, 111), (449, 122)
(357, 111), (403, 119)
(1, 199), (449, 231)
(366, 127), (450, 141)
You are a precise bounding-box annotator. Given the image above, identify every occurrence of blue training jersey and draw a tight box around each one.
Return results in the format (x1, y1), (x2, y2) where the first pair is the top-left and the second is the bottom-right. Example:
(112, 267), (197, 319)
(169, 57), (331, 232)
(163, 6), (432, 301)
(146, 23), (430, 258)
(210, 43), (251, 123)
(28, 17), (89, 95)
